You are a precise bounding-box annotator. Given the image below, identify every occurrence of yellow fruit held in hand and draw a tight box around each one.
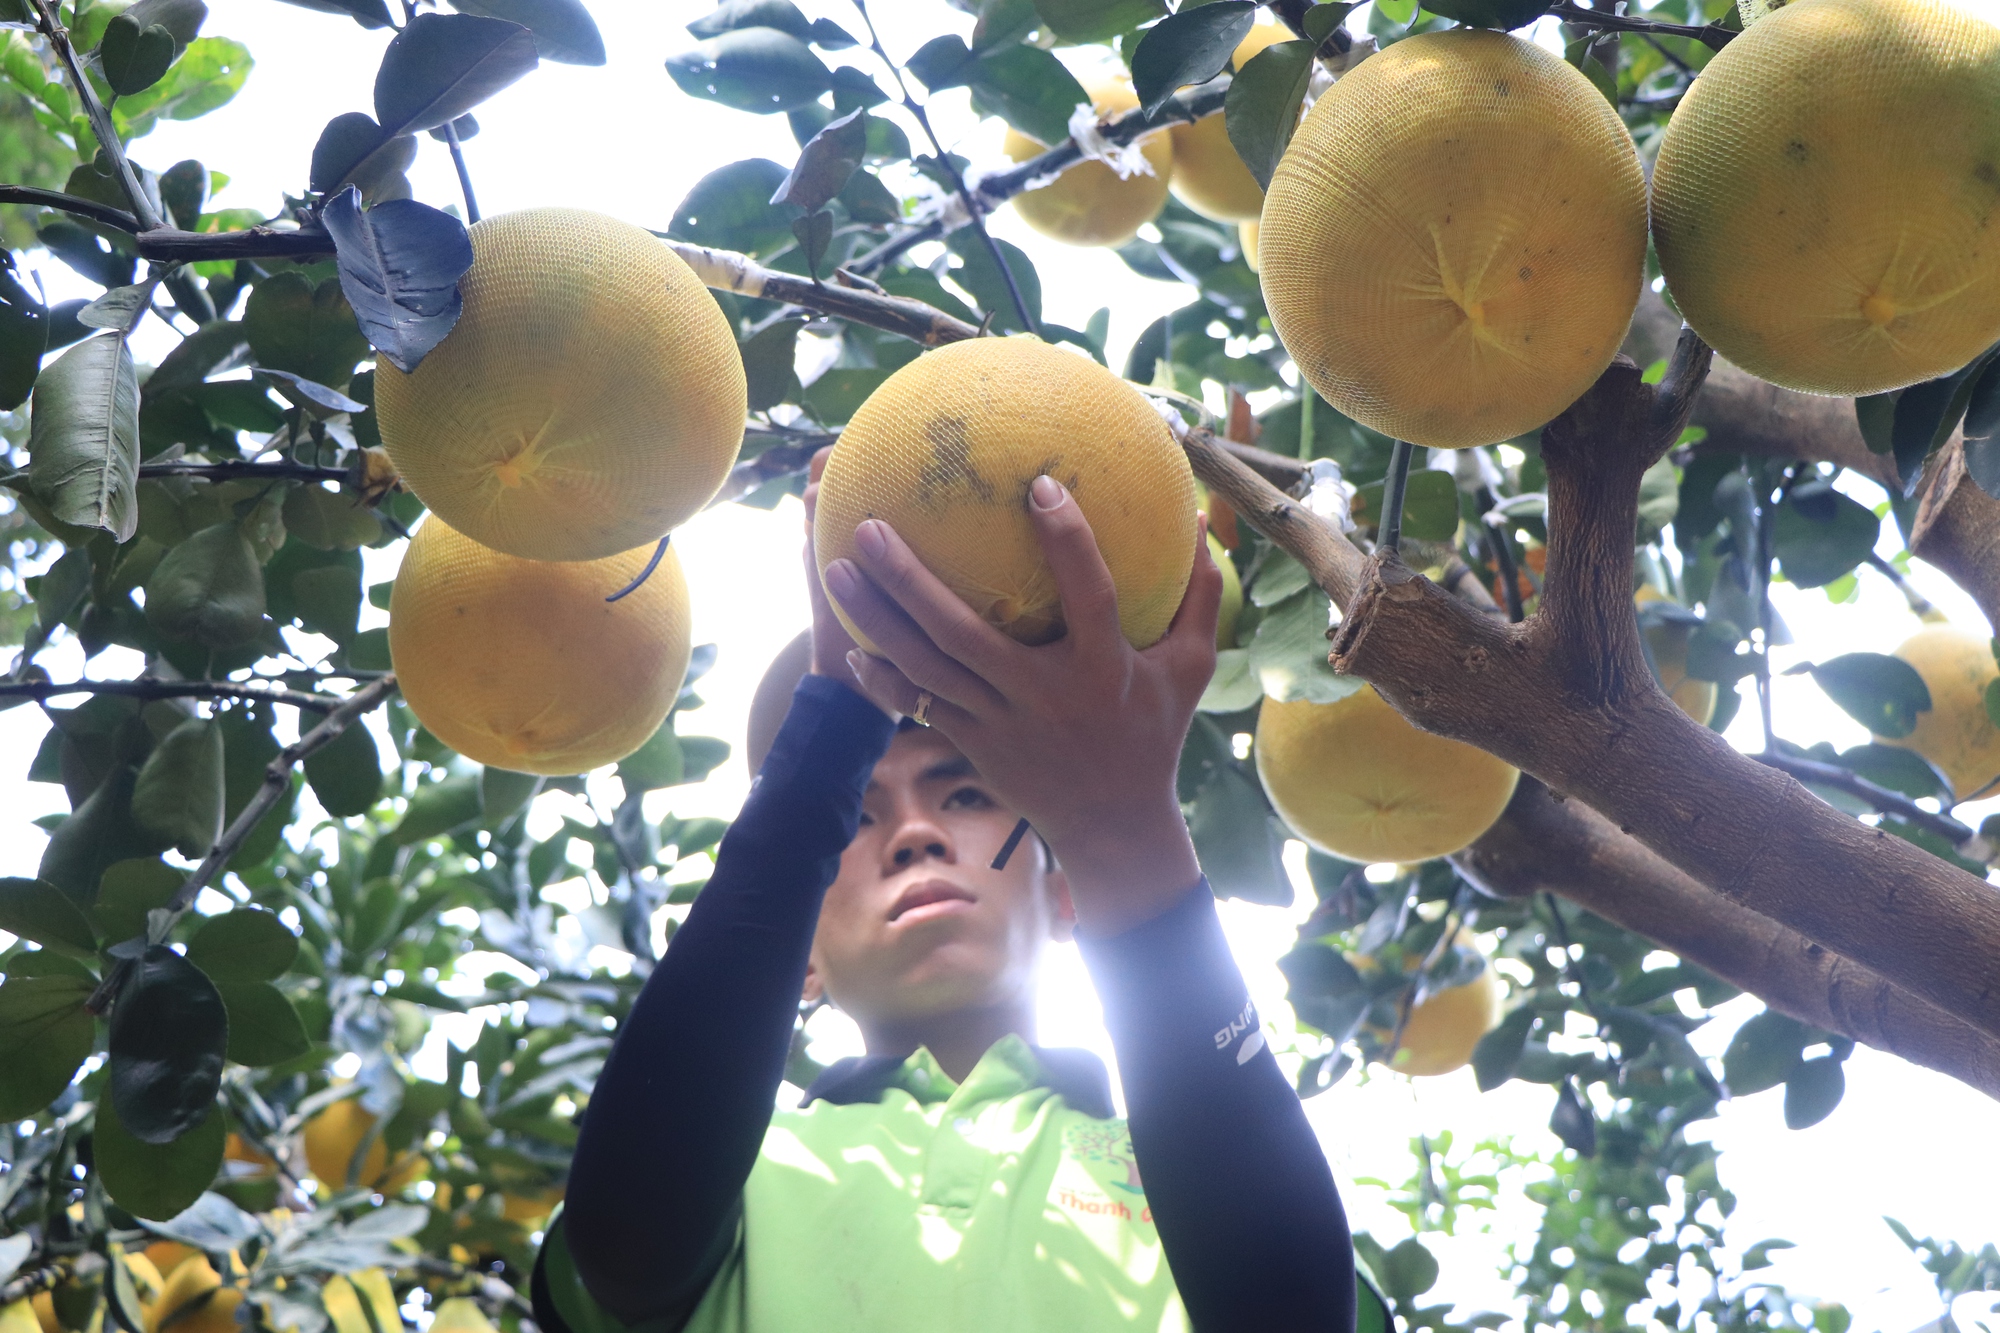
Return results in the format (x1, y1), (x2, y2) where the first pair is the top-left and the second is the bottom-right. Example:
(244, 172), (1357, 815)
(321, 1271), (401, 1333)
(302, 1098), (423, 1193)
(1650, 0), (2000, 396)
(144, 1258), (241, 1333)
(814, 336), (1196, 649)
(1364, 955), (1506, 1077)
(375, 208), (746, 562)
(1004, 75), (1173, 247)
(1168, 21), (1294, 222)
(1261, 30), (1647, 449)
(1256, 687), (1519, 862)
(1212, 534), (1243, 649)
(1876, 625), (2000, 801)
(389, 517), (693, 775)
(1635, 588), (1718, 726)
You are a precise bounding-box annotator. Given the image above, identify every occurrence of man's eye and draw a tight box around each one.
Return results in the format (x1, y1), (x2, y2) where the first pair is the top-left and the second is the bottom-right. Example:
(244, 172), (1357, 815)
(857, 811), (876, 827)
(942, 786), (995, 811)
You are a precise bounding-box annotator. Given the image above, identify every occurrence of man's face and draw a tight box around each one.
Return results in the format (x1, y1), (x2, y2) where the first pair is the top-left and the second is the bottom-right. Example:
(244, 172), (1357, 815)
(805, 728), (1072, 1025)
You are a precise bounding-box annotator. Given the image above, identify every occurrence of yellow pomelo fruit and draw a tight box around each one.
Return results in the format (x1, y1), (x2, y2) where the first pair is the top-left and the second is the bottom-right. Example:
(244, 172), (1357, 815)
(1256, 687), (1519, 862)
(1635, 588), (1718, 725)
(1239, 219), (1260, 273)
(145, 1259), (240, 1333)
(302, 1098), (424, 1193)
(1875, 624), (2000, 801)
(375, 208), (746, 562)
(427, 1300), (498, 1333)
(1362, 955), (1505, 1077)
(1169, 22), (1295, 222)
(2, 1302), (42, 1333)
(1262, 30), (1647, 449)
(142, 1245), (198, 1285)
(321, 1271), (401, 1333)
(119, 1253), (164, 1313)
(1212, 534), (1243, 649)
(500, 1184), (565, 1223)
(814, 336), (1196, 649)
(1651, 0), (2000, 396)
(29, 1294), (57, 1333)
(222, 1132), (277, 1180)
(389, 517), (692, 775)
(1004, 75), (1174, 247)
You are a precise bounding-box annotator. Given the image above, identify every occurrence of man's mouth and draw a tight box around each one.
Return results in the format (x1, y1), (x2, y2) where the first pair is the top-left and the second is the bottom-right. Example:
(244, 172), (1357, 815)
(888, 879), (978, 923)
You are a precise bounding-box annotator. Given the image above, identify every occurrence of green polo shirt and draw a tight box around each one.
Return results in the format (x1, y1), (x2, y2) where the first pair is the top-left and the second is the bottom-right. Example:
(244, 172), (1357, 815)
(538, 1036), (1387, 1333)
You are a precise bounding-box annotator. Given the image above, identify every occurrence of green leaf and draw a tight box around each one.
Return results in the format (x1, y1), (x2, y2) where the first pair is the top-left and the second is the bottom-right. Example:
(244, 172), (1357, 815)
(667, 27), (832, 113)
(1722, 1007), (1806, 1096)
(144, 523), (267, 648)
(1810, 651), (1931, 738)
(303, 720), (382, 818)
(120, 0), (209, 52)
(1354, 469), (1458, 543)
(94, 1096), (226, 1220)
(1188, 766), (1291, 904)
(1224, 38), (1315, 191)
(739, 316), (805, 412)
(91, 858), (181, 942)
(1130, 1), (1253, 115)
(214, 980), (309, 1066)
(1276, 942), (1369, 1039)
(687, 0), (813, 40)
(1380, 1237), (1440, 1302)
(669, 158), (795, 257)
(0, 878), (99, 955)
(0, 972), (95, 1117)
(946, 231), (1042, 334)
(1249, 589), (1362, 704)
(1855, 392), (1896, 454)
(158, 158), (210, 229)
(1782, 1055), (1845, 1129)
(1834, 742), (1952, 803)
(282, 485), (382, 551)
(393, 775), (483, 844)
(41, 768), (170, 903)
(449, 0), (603, 64)
(243, 272), (371, 388)
(29, 333), (141, 543)
(1771, 480), (1879, 589)
(771, 107), (866, 213)
(110, 36), (251, 135)
(800, 367), (892, 425)
(1198, 647), (1261, 713)
(270, 0), (393, 28)
(1031, 0), (1166, 43)
(130, 717), (224, 858)
(906, 35), (976, 91)
(965, 43), (1090, 148)
(1471, 1004), (1536, 1091)
(375, 11), (538, 136)
(185, 907), (298, 982)
(322, 189), (472, 374)
(616, 718), (684, 792)
(0, 264), (49, 410)
(108, 944), (228, 1143)
(99, 14), (178, 96)
(1890, 343), (2000, 494)
(479, 765), (541, 826)
(309, 112), (419, 202)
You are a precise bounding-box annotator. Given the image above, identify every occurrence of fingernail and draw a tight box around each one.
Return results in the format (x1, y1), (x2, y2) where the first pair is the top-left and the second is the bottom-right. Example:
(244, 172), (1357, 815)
(845, 649), (865, 677)
(1030, 475), (1065, 511)
(825, 559), (859, 598)
(855, 520), (887, 559)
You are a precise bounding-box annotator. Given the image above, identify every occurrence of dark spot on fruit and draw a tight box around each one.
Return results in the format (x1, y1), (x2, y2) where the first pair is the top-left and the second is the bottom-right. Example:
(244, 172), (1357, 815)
(1518, 266), (1533, 281)
(1976, 161), (2000, 190)
(1783, 139), (1808, 163)
(917, 416), (993, 506)
(1494, 80), (1509, 96)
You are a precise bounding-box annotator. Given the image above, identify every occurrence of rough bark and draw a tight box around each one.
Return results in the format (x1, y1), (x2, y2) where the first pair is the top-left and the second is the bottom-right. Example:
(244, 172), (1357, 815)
(1455, 778), (2000, 1101)
(1180, 348), (2000, 1078)
(1911, 435), (2000, 633)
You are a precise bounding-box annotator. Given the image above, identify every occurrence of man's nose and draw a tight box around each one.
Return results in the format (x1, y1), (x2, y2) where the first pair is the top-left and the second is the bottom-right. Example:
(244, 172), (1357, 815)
(884, 810), (954, 870)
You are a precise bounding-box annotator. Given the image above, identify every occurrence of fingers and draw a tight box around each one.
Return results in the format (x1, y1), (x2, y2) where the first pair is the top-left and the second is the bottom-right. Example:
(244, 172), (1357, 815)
(845, 650), (977, 736)
(846, 518), (1024, 687)
(824, 556), (1007, 714)
(1024, 476), (1123, 659)
(1154, 515), (1223, 687)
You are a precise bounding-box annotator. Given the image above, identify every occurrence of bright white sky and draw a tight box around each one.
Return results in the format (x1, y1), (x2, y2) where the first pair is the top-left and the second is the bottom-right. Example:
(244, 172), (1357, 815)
(2, 0), (1997, 1327)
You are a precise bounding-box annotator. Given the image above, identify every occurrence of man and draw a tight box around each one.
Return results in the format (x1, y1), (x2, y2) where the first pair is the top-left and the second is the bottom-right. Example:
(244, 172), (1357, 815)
(539, 462), (1369, 1332)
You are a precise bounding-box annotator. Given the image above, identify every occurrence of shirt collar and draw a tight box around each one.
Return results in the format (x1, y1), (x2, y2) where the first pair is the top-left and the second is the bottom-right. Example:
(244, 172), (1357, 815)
(801, 1034), (1115, 1119)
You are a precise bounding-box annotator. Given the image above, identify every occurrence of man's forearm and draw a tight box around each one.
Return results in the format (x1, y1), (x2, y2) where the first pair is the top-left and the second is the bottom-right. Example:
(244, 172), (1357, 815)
(563, 676), (893, 1324)
(1080, 880), (1356, 1333)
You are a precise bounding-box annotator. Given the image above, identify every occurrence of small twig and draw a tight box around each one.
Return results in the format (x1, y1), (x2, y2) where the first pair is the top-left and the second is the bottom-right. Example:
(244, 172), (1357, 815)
(1378, 440), (1416, 555)
(0, 677), (341, 712)
(0, 1264), (66, 1306)
(26, 0), (163, 232)
(668, 239), (980, 346)
(410, 1258), (536, 1322)
(1639, 32), (1696, 76)
(852, 0), (1036, 334)
(1752, 749), (1978, 847)
(1864, 551), (1943, 621)
(138, 460), (350, 484)
(1551, 0), (1735, 48)
(1379, 886), (1468, 1068)
(605, 535), (669, 602)
(442, 120), (480, 225)
(160, 675), (399, 920)
(0, 184), (141, 231)
(1482, 508), (1527, 624)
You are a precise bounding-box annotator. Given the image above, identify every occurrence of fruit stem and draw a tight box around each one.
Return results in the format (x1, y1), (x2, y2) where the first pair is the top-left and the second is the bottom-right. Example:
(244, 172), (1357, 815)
(443, 118), (481, 225)
(1379, 439), (1415, 556)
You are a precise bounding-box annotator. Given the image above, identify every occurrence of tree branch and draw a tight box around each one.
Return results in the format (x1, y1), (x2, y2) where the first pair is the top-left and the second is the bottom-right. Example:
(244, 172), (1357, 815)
(1911, 434), (2000, 633)
(1751, 748), (1979, 848)
(0, 185), (140, 232)
(0, 677), (341, 712)
(27, 0), (163, 232)
(1455, 778), (2000, 1102)
(138, 460), (350, 484)
(1549, 0), (1735, 48)
(668, 240), (981, 345)
(161, 674), (398, 918)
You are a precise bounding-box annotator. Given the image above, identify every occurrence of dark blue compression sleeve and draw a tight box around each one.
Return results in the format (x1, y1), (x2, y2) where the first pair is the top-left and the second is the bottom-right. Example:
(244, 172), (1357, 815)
(562, 675), (893, 1325)
(1081, 881), (1356, 1333)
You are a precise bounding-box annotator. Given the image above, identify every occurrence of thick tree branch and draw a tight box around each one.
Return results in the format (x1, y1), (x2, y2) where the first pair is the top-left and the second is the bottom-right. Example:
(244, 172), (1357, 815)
(0, 677), (340, 712)
(1456, 778), (2000, 1101)
(1911, 434), (2000, 633)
